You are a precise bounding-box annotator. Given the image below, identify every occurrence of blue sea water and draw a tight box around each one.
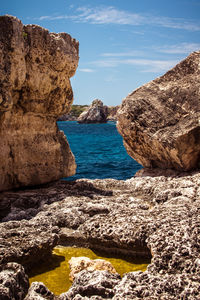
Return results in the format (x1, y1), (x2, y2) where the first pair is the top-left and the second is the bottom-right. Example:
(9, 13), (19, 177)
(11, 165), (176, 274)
(57, 121), (142, 181)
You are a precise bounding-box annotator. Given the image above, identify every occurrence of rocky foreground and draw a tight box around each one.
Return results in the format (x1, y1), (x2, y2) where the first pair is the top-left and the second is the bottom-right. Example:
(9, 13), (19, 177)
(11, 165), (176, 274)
(0, 169), (200, 299)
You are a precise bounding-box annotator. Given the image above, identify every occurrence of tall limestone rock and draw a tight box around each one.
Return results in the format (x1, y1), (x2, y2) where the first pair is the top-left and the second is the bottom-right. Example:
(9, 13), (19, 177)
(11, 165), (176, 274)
(117, 51), (200, 171)
(0, 15), (79, 191)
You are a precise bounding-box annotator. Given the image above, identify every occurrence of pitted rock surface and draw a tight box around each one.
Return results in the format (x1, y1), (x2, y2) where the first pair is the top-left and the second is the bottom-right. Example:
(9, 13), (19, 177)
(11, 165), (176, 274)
(117, 51), (200, 171)
(0, 171), (200, 299)
(24, 282), (57, 300)
(61, 270), (121, 300)
(0, 262), (29, 300)
(0, 15), (79, 191)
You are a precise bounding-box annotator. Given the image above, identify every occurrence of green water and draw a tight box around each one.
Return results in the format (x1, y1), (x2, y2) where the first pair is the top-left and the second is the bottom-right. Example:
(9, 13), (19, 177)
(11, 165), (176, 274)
(29, 246), (149, 295)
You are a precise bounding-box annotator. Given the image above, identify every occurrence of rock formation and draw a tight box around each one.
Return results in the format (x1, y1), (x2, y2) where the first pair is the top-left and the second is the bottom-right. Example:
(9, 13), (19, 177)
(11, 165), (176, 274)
(77, 99), (108, 123)
(24, 282), (55, 300)
(117, 51), (200, 171)
(0, 262), (29, 299)
(107, 105), (120, 121)
(0, 171), (200, 299)
(0, 15), (79, 191)
(58, 104), (119, 122)
(1, 21), (200, 300)
(69, 257), (117, 281)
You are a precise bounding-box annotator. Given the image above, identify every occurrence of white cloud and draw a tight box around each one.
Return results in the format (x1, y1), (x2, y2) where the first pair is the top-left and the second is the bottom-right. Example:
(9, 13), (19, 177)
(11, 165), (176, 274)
(148, 15), (200, 31)
(75, 6), (144, 25)
(155, 43), (200, 54)
(79, 68), (95, 73)
(39, 15), (70, 21)
(38, 6), (200, 31)
(101, 51), (144, 57)
(92, 58), (179, 73)
(91, 59), (119, 68)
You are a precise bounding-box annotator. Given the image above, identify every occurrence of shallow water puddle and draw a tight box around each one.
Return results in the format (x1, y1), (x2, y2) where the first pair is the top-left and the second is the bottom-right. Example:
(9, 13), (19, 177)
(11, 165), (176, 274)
(29, 246), (150, 295)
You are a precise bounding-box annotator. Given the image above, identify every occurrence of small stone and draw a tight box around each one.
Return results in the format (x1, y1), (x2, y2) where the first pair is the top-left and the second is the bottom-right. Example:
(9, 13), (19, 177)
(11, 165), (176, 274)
(69, 256), (117, 281)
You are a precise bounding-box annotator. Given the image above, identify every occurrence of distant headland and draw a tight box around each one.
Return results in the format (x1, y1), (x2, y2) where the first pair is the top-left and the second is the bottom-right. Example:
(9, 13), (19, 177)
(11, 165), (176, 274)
(58, 100), (119, 122)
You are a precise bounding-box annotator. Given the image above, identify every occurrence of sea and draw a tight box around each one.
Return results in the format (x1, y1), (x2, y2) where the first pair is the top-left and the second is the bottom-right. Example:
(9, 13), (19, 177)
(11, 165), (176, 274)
(57, 121), (142, 181)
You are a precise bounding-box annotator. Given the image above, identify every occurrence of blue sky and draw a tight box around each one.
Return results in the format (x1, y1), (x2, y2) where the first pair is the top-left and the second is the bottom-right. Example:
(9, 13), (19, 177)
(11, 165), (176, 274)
(1, 0), (200, 106)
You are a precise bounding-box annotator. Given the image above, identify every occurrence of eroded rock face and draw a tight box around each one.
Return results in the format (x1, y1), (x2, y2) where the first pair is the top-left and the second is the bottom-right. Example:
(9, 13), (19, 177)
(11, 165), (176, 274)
(24, 282), (56, 300)
(62, 270), (121, 299)
(0, 262), (29, 300)
(78, 99), (108, 123)
(107, 105), (119, 121)
(69, 257), (117, 281)
(117, 51), (200, 171)
(0, 15), (79, 191)
(0, 171), (200, 299)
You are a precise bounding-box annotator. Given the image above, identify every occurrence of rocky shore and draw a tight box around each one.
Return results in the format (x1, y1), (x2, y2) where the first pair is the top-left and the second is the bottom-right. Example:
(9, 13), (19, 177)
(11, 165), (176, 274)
(0, 170), (200, 299)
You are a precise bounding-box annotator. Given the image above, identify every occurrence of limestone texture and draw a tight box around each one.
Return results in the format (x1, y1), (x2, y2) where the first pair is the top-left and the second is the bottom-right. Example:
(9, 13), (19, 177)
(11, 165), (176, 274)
(117, 51), (200, 171)
(78, 99), (108, 123)
(0, 262), (29, 300)
(24, 282), (56, 300)
(69, 257), (117, 281)
(107, 106), (119, 121)
(0, 171), (200, 299)
(0, 15), (79, 191)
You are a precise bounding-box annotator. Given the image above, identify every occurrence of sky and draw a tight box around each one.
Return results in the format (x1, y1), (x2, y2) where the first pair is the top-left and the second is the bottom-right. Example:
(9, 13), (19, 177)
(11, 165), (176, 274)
(1, 0), (200, 106)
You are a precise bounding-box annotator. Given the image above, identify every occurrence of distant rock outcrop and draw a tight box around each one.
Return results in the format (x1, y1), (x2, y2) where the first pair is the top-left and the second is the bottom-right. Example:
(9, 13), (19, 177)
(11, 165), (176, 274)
(117, 51), (200, 171)
(0, 15), (79, 191)
(107, 105), (120, 121)
(77, 99), (108, 123)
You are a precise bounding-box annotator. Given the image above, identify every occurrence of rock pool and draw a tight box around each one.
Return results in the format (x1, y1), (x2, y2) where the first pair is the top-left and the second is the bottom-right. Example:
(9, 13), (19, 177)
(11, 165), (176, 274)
(29, 246), (150, 295)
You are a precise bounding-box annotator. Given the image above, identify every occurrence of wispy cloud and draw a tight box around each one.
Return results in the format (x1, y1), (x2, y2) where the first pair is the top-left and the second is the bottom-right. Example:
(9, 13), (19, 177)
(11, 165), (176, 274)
(155, 42), (200, 54)
(38, 6), (200, 32)
(79, 68), (95, 73)
(101, 50), (145, 57)
(91, 58), (178, 73)
(75, 6), (144, 25)
(39, 15), (70, 21)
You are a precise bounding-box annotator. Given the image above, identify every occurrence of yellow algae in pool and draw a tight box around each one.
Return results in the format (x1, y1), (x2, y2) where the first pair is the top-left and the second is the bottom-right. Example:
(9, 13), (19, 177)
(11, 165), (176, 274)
(29, 247), (150, 295)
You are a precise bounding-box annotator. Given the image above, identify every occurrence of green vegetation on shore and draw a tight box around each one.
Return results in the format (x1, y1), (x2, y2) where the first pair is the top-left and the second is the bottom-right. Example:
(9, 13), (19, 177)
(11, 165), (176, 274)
(70, 105), (89, 117)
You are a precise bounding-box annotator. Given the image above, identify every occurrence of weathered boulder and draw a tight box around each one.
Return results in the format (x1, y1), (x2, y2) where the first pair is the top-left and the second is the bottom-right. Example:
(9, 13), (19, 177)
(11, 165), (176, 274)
(117, 51), (200, 171)
(0, 15), (79, 191)
(78, 99), (108, 123)
(69, 257), (117, 281)
(0, 262), (29, 300)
